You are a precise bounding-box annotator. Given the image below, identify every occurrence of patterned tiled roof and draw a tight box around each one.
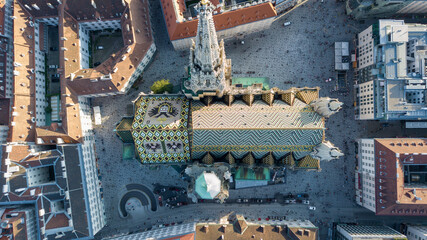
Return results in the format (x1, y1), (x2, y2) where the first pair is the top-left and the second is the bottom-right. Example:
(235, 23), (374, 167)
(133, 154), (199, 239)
(191, 96), (325, 157)
(131, 95), (190, 164)
(192, 99), (324, 129)
(296, 155), (320, 170)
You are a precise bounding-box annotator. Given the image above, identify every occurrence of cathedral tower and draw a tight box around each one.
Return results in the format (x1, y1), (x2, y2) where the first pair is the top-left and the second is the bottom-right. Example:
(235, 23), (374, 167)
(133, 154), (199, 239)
(183, 0), (231, 100)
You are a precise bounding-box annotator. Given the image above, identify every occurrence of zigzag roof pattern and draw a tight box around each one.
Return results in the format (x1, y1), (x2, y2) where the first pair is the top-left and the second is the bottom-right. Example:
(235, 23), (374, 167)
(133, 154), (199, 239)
(191, 99), (324, 130)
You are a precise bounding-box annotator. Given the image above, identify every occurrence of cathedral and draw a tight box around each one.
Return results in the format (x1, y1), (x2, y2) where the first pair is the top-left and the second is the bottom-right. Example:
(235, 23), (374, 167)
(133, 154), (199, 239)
(115, 0), (343, 170)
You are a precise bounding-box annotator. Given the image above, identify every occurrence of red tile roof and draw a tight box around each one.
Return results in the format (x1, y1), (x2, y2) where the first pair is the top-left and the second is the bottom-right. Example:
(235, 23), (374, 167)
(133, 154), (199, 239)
(45, 213), (70, 230)
(161, 0), (276, 41)
(9, 0), (37, 143)
(374, 138), (427, 216)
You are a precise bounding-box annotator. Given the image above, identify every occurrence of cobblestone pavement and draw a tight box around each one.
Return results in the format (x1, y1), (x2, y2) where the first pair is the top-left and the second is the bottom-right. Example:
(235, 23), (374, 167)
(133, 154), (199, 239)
(93, 0), (426, 239)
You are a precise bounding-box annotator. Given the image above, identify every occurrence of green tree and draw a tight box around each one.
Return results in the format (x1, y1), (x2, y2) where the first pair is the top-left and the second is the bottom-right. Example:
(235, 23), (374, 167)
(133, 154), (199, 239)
(151, 79), (173, 94)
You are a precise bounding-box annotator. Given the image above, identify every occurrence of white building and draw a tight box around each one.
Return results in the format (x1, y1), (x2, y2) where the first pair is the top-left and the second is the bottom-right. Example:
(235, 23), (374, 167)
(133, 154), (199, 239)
(406, 225), (427, 240)
(354, 20), (427, 121)
(355, 138), (376, 212)
(78, 96), (106, 233)
(336, 224), (407, 240)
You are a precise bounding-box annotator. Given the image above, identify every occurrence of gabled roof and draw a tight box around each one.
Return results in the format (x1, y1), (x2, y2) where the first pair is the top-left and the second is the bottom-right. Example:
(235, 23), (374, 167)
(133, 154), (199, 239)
(233, 215), (248, 234)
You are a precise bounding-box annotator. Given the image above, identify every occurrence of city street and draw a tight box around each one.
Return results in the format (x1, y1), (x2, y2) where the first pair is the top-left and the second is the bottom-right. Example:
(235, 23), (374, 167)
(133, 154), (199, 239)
(93, 0), (427, 239)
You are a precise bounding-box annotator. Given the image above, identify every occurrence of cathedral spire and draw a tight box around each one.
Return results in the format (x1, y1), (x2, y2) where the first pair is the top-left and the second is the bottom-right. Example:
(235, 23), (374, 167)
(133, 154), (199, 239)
(183, 0), (231, 100)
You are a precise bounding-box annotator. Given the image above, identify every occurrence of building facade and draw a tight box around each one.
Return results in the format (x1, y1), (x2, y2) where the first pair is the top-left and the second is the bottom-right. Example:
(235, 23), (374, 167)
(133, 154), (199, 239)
(354, 20), (427, 121)
(355, 138), (427, 216)
(346, 0), (427, 19)
(406, 225), (427, 240)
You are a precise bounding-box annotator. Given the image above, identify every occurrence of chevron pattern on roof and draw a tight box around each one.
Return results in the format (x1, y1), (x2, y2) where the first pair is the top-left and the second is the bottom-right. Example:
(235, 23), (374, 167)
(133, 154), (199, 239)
(192, 100), (324, 130)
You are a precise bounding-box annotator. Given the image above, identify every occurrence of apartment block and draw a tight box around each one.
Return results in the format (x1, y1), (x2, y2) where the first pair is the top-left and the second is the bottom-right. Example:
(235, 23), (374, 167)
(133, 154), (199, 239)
(354, 20), (427, 121)
(355, 138), (427, 216)
(0, 0), (157, 239)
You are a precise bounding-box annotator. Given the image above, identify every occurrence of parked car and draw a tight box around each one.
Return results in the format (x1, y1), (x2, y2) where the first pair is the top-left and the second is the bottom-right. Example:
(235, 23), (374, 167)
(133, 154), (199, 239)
(284, 21), (291, 26)
(237, 199), (242, 203)
(49, 65), (59, 69)
(243, 199), (249, 203)
(303, 200), (310, 205)
(309, 206), (316, 210)
(96, 45), (104, 50)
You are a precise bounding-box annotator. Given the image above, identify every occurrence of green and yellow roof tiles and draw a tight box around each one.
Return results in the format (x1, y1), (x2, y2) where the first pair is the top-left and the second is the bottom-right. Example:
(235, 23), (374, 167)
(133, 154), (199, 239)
(192, 145), (316, 152)
(191, 99), (324, 130)
(296, 155), (320, 169)
(133, 95), (189, 130)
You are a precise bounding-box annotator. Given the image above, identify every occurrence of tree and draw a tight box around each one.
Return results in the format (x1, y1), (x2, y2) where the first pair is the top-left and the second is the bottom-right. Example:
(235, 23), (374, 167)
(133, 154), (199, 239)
(151, 79), (173, 94)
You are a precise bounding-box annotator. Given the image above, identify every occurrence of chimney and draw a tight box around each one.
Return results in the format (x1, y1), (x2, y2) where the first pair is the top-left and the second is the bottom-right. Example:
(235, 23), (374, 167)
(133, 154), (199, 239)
(31, 4), (40, 10)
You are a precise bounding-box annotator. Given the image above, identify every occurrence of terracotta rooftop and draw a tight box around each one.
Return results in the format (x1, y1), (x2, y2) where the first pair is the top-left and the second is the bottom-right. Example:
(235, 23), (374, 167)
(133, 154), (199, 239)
(374, 138), (427, 216)
(0, 2), (6, 35)
(45, 213), (70, 230)
(0, 209), (28, 240)
(54, 0), (152, 141)
(17, 0), (60, 19)
(65, 0), (154, 96)
(9, 1), (36, 143)
(161, 0), (276, 41)
(195, 216), (318, 240)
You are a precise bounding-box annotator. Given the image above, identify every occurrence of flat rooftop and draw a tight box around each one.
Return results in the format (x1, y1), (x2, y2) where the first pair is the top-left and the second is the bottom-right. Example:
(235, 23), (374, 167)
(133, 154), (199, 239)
(386, 80), (427, 114)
